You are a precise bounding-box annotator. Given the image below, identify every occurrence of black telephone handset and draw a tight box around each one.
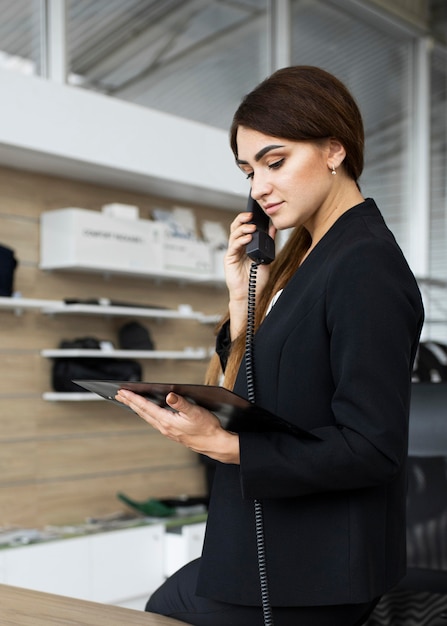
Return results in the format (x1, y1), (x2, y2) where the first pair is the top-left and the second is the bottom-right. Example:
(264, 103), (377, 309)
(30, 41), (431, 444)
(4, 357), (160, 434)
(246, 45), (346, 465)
(245, 194), (275, 265)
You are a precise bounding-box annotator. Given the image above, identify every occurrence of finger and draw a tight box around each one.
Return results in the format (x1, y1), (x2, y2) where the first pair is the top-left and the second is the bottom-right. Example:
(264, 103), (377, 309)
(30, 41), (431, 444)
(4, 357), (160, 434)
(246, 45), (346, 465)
(226, 233), (253, 257)
(166, 392), (180, 409)
(115, 389), (161, 421)
(227, 223), (256, 253)
(115, 388), (135, 406)
(166, 392), (198, 417)
(230, 211), (254, 233)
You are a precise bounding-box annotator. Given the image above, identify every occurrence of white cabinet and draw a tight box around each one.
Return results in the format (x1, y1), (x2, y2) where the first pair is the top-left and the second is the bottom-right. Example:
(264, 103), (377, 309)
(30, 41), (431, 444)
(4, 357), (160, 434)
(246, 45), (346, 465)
(88, 526), (165, 605)
(0, 524), (165, 607)
(3, 535), (91, 600)
(164, 522), (206, 578)
(0, 521), (207, 609)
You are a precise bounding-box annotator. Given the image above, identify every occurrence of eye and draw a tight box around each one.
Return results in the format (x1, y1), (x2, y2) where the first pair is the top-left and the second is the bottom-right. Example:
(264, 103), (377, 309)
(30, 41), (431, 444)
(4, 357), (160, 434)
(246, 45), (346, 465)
(245, 171), (254, 180)
(268, 158), (285, 170)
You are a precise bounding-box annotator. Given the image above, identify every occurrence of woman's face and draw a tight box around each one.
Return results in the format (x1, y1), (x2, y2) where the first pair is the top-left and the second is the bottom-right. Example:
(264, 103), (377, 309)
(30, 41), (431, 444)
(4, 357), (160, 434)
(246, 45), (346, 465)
(235, 126), (338, 235)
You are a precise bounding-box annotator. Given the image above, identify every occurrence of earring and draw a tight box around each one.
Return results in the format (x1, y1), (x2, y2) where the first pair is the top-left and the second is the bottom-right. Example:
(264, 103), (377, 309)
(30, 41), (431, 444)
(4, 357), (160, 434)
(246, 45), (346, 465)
(331, 165), (336, 176)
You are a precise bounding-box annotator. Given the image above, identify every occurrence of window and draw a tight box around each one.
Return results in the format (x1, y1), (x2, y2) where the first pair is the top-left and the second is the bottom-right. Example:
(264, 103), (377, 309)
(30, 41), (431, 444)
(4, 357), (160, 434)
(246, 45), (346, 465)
(424, 47), (447, 339)
(66, 0), (269, 130)
(290, 0), (412, 253)
(0, 0), (41, 75)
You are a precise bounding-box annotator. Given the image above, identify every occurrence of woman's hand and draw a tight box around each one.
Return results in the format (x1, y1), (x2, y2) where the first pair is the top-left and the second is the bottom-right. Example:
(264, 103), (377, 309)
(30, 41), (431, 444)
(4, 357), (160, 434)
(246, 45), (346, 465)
(115, 389), (240, 464)
(224, 211), (276, 339)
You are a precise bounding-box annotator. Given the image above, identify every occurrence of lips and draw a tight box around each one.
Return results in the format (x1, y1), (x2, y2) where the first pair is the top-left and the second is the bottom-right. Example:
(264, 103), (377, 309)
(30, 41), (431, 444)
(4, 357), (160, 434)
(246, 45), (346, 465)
(264, 201), (283, 216)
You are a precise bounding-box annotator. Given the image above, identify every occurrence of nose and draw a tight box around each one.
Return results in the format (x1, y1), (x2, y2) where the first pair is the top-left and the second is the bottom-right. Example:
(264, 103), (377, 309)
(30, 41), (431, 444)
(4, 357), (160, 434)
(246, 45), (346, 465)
(250, 174), (272, 201)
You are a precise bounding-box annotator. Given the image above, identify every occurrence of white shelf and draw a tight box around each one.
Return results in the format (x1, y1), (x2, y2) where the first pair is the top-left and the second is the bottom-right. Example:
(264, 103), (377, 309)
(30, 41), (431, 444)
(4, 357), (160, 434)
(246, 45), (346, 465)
(42, 392), (104, 402)
(42, 302), (198, 320)
(2, 295), (219, 402)
(41, 263), (226, 287)
(0, 297), (220, 324)
(41, 348), (210, 360)
(0, 296), (61, 313)
(42, 302), (220, 324)
(41, 349), (212, 402)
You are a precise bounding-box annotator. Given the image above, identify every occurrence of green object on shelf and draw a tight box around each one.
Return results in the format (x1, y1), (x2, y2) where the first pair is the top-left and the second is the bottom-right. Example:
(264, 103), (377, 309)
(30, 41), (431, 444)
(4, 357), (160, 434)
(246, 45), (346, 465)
(117, 492), (175, 517)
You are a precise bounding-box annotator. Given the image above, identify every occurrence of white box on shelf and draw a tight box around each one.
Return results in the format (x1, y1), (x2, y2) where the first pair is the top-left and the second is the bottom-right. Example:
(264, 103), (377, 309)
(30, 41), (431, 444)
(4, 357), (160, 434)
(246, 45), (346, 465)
(102, 203), (139, 220)
(163, 237), (213, 277)
(40, 208), (164, 275)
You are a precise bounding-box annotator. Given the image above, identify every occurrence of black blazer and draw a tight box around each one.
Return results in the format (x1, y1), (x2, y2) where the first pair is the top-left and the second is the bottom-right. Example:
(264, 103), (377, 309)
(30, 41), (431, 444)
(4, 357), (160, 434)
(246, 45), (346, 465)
(197, 199), (424, 607)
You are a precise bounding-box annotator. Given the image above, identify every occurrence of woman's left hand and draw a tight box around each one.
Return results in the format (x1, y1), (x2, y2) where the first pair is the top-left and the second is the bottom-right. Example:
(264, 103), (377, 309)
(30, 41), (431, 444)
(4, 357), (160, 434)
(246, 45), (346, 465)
(115, 389), (240, 464)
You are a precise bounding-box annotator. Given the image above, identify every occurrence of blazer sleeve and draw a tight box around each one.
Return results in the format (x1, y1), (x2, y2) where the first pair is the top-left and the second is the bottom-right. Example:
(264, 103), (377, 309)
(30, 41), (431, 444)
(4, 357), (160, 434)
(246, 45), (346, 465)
(238, 237), (424, 500)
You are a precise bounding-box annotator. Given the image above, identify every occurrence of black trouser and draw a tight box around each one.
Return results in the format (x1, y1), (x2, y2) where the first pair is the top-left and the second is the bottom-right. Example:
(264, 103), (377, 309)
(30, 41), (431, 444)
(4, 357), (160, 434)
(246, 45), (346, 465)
(146, 558), (379, 626)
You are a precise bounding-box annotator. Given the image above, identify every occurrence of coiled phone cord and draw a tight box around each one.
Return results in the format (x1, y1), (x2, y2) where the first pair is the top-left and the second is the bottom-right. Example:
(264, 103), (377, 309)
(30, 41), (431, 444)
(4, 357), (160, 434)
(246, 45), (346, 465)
(245, 261), (274, 626)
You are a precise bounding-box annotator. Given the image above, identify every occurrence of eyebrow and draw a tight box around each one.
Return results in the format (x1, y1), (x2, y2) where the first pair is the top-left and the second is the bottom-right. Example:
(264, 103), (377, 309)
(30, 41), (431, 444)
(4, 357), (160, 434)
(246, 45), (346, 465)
(236, 144), (285, 165)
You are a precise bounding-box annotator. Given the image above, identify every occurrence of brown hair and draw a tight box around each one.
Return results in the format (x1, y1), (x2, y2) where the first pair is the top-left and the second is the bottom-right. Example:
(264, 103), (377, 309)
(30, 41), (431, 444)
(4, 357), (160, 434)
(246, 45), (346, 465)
(230, 65), (364, 181)
(205, 66), (364, 389)
(205, 225), (311, 388)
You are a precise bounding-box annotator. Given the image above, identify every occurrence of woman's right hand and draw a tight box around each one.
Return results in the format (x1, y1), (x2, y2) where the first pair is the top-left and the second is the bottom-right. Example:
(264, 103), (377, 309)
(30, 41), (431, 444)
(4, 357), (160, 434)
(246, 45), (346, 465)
(224, 211), (275, 339)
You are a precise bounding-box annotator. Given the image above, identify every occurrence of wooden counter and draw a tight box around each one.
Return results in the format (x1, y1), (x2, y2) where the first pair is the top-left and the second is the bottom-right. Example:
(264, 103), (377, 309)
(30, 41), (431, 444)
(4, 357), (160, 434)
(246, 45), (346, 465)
(0, 584), (186, 625)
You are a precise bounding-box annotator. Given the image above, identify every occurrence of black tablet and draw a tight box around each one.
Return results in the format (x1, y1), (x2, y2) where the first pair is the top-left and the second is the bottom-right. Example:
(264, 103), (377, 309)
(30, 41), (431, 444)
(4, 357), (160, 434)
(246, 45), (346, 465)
(73, 379), (318, 438)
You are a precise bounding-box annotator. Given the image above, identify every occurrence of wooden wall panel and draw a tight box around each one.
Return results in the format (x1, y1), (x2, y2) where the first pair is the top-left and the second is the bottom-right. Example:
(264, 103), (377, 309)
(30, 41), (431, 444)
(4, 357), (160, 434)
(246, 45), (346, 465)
(34, 399), (149, 437)
(0, 164), (231, 529)
(33, 466), (207, 527)
(0, 484), (38, 528)
(36, 432), (195, 480)
(0, 216), (39, 262)
(0, 399), (38, 439)
(0, 352), (44, 393)
(0, 441), (36, 483)
(0, 465), (206, 527)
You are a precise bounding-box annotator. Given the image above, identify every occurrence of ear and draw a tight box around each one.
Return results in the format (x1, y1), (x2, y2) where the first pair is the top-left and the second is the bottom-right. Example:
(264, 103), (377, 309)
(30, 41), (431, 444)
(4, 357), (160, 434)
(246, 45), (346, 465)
(327, 138), (346, 170)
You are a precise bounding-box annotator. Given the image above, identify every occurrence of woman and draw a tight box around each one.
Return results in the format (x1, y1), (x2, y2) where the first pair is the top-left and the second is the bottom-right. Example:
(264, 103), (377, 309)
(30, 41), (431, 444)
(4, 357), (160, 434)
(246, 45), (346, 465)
(115, 66), (424, 626)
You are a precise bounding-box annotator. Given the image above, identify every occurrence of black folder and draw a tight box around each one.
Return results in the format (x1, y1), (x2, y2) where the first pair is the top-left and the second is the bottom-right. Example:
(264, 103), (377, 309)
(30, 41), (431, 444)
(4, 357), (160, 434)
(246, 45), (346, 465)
(73, 379), (318, 438)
